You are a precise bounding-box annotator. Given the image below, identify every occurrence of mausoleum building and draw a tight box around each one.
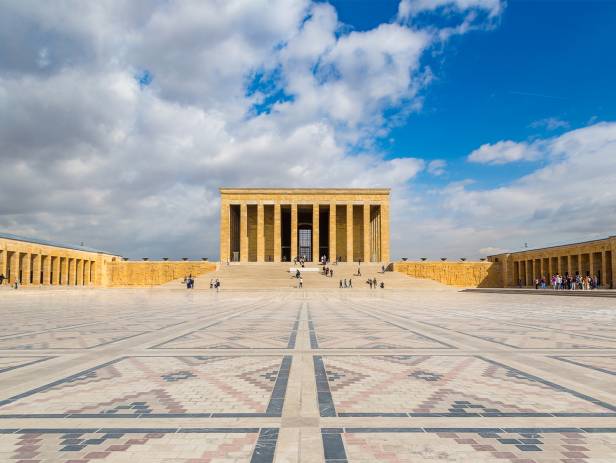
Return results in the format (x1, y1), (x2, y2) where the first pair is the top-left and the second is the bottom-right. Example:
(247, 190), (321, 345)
(219, 188), (390, 263)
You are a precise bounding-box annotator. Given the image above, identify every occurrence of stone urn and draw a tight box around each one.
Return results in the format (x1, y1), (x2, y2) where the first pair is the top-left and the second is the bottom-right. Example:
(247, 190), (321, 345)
(202, 257), (208, 261)
(163, 257), (169, 261)
(142, 258), (149, 261)
(420, 257), (427, 261)
(460, 257), (467, 262)
(402, 257), (408, 261)
(182, 257), (188, 261)
(441, 257), (447, 261)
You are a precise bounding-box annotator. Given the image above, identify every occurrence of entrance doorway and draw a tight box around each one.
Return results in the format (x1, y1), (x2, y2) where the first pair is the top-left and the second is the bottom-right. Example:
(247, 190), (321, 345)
(298, 227), (312, 261)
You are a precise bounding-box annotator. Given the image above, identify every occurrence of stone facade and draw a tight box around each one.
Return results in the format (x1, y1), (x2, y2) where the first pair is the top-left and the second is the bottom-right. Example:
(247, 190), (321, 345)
(394, 261), (502, 288)
(105, 261), (217, 287)
(219, 188), (390, 263)
(489, 236), (616, 288)
(0, 233), (120, 287)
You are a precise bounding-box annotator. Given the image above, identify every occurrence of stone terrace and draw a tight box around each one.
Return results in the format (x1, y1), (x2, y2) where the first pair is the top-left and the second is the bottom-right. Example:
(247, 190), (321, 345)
(0, 288), (615, 462)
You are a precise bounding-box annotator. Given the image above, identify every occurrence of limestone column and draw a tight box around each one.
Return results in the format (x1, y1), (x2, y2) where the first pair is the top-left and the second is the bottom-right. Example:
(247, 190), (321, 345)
(329, 202), (336, 262)
(68, 258), (75, 285)
(291, 203), (298, 261)
(567, 255), (572, 276)
(601, 251), (608, 288)
(32, 254), (41, 285)
(240, 203), (248, 263)
(0, 249), (6, 283)
(22, 253), (31, 285)
(346, 204), (353, 262)
(9, 251), (19, 284)
(257, 203), (265, 262)
(363, 203), (370, 263)
(589, 253), (595, 278)
(312, 204), (320, 263)
(219, 201), (229, 263)
(274, 203), (281, 262)
(611, 249), (616, 289)
(84, 261), (91, 285)
(381, 201), (390, 262)
(42, 256), (51, 285)
(52, 257), (60, 285)
(77, 259), (84, 285)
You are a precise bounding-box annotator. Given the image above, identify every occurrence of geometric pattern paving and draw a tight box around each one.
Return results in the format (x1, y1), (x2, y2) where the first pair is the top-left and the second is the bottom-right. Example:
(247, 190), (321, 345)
(323, 428), (616, 462)
(0, 356), (291, 417)
(0, 428), (278, 463)
(0, 357), (51, 374)
(553, 355), (616, 376)
(315, 355), (616, 417)
(0, 331), (146, 349)
(1, 288), (616, 462)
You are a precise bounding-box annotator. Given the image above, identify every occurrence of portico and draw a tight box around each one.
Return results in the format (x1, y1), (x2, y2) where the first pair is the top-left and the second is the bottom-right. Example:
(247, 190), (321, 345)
(219, 188), (390, 263)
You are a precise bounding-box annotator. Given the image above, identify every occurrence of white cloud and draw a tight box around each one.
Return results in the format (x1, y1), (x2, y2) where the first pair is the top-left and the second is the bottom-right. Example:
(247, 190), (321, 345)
(398, 0), (503, 21)
(467, 140), (542, 164)
(427, 159), (447, 176)
(393, 122), (616, 260)
(530, 117), (570, 131)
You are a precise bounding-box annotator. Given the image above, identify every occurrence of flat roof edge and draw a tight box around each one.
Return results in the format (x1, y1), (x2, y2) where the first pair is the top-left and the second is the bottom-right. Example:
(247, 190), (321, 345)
(488, 235), (615, 257)
(0, 232), (118, 256)
(219, 187), (391, 193)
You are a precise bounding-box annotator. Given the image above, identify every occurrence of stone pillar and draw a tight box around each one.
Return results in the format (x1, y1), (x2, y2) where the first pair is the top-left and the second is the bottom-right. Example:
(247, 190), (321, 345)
(77, 260), (84, 285)
(291, 203), (298, 261)
(32, 254), (41, 285)
(42, 256), (51, 285)
(52, 257), (60, 285)
(22, 253), (31, 285)
(329, 202), (336, 262)
(240, 203), (248, 263)
(312, 204), (320, 263)
(381, 201), (390, 263)
(84, 261), (91, 285)
(219, 201), (229, 264)
(363, 203), (370, 262)
(68, 258), (75, 285)
(589, 253), (595, 278)
(257, 203), (265, 262)
(611, 250), (616, 289)
(567, 255), (572, 276)
(9, 252), (19, 284)
(601, 251), (608, 288)
(346, 204), (353, 262)
(274, 203), (281, 262)
(0, 249), (7, 284)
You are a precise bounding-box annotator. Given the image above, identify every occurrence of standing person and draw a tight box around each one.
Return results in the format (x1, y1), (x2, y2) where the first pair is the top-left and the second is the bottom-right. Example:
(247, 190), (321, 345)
(368, 279), (373, 289)
(373, 277), (377, 287)
(0, 274), (4, 286)
(349, 279), (352, 288)
(299, 277), (303, 288)
(357, 267), (361, 277)
(343, 279), (347, 288)
(339, 280), (343, 288)
(330, 269), (333, 278)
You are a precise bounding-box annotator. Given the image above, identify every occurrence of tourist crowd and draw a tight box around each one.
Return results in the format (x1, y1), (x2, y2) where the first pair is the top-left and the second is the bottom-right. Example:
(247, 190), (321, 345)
(526, 274), (601, 290)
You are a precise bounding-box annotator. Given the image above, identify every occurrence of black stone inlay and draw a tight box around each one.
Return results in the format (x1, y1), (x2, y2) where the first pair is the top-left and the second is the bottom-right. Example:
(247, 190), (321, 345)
(552, 356), (616, 376)
(250, 428), (279, 463)
(321, 429), (348, 463)
(314, 356), (336, 417)
(0, 357), (53, 374)
(266, 355), (292, 416)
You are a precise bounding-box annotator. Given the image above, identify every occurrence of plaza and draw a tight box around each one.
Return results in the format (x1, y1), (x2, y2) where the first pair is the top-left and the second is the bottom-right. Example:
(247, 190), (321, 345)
(1, 287), (615, 462)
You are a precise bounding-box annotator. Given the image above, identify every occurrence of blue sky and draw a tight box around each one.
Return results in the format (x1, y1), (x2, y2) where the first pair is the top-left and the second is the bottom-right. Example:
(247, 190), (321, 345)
(1, 0), (616, 259)
(333, 0), (616, 188)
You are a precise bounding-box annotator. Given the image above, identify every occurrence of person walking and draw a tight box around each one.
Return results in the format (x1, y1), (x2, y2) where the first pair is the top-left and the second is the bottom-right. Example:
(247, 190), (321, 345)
(349, 279), (352, 288)
(0, 274), (4, 286)
(339, 280), (343, 288)
(299, 277), (303, 288)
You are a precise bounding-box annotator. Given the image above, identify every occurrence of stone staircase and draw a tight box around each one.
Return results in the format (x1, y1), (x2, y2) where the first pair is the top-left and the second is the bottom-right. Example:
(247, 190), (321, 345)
(172, 262), (450, 290)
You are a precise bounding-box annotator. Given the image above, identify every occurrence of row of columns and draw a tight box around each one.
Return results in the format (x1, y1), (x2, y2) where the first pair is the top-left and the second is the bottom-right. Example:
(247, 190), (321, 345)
(226, 201), (387, 263)
(0, 249), (96, 286)
(513, 249), (614, 288)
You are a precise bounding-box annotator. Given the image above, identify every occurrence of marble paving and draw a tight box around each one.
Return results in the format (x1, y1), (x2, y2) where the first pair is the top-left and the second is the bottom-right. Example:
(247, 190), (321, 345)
(0, 289), (615, 461)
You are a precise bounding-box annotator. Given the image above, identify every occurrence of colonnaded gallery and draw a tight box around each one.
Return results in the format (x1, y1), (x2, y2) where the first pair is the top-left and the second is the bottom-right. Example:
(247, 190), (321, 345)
(1, 187), (616, 288)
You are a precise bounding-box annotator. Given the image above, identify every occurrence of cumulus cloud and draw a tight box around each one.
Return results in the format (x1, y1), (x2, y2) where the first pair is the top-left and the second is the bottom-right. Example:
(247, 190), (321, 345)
(467, 140), (542, 164)
(530, 117), (570, 131)
(398, 0), (503, 20)
(427, 159), (447, 176)
(0, 0), (505, 259)
(394, 122), (616, 260)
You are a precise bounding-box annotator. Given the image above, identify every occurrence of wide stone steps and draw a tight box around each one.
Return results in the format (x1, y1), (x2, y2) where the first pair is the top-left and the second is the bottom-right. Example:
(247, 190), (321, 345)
(180, 262), (450, 290)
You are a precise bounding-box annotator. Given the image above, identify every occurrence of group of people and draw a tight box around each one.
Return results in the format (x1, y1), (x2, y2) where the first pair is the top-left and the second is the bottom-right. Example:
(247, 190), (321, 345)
(183, 274), (195, 289)
(339, 278), (352, 288)
(209, 278), (221, 291)
(367, 277), (384, 289)
(0, 274), (19, 289)
(322, 266), (334, 278)
(545, 273), (599, 290)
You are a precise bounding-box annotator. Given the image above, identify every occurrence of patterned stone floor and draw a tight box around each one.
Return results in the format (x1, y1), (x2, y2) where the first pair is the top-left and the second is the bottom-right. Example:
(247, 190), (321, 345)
(0, 289), (615, 462)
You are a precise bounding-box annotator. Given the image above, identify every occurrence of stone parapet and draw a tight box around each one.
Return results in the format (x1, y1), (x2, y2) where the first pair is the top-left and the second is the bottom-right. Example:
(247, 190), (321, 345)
(105, 261), (217, 287)
(394, 261), (502, 288)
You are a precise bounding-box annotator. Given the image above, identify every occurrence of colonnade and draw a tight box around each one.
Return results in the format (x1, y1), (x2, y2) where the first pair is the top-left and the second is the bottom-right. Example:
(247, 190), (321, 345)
(0, 246), (98, 287)
(221, 200), (389, 263)
(511, 249), (614, 288)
